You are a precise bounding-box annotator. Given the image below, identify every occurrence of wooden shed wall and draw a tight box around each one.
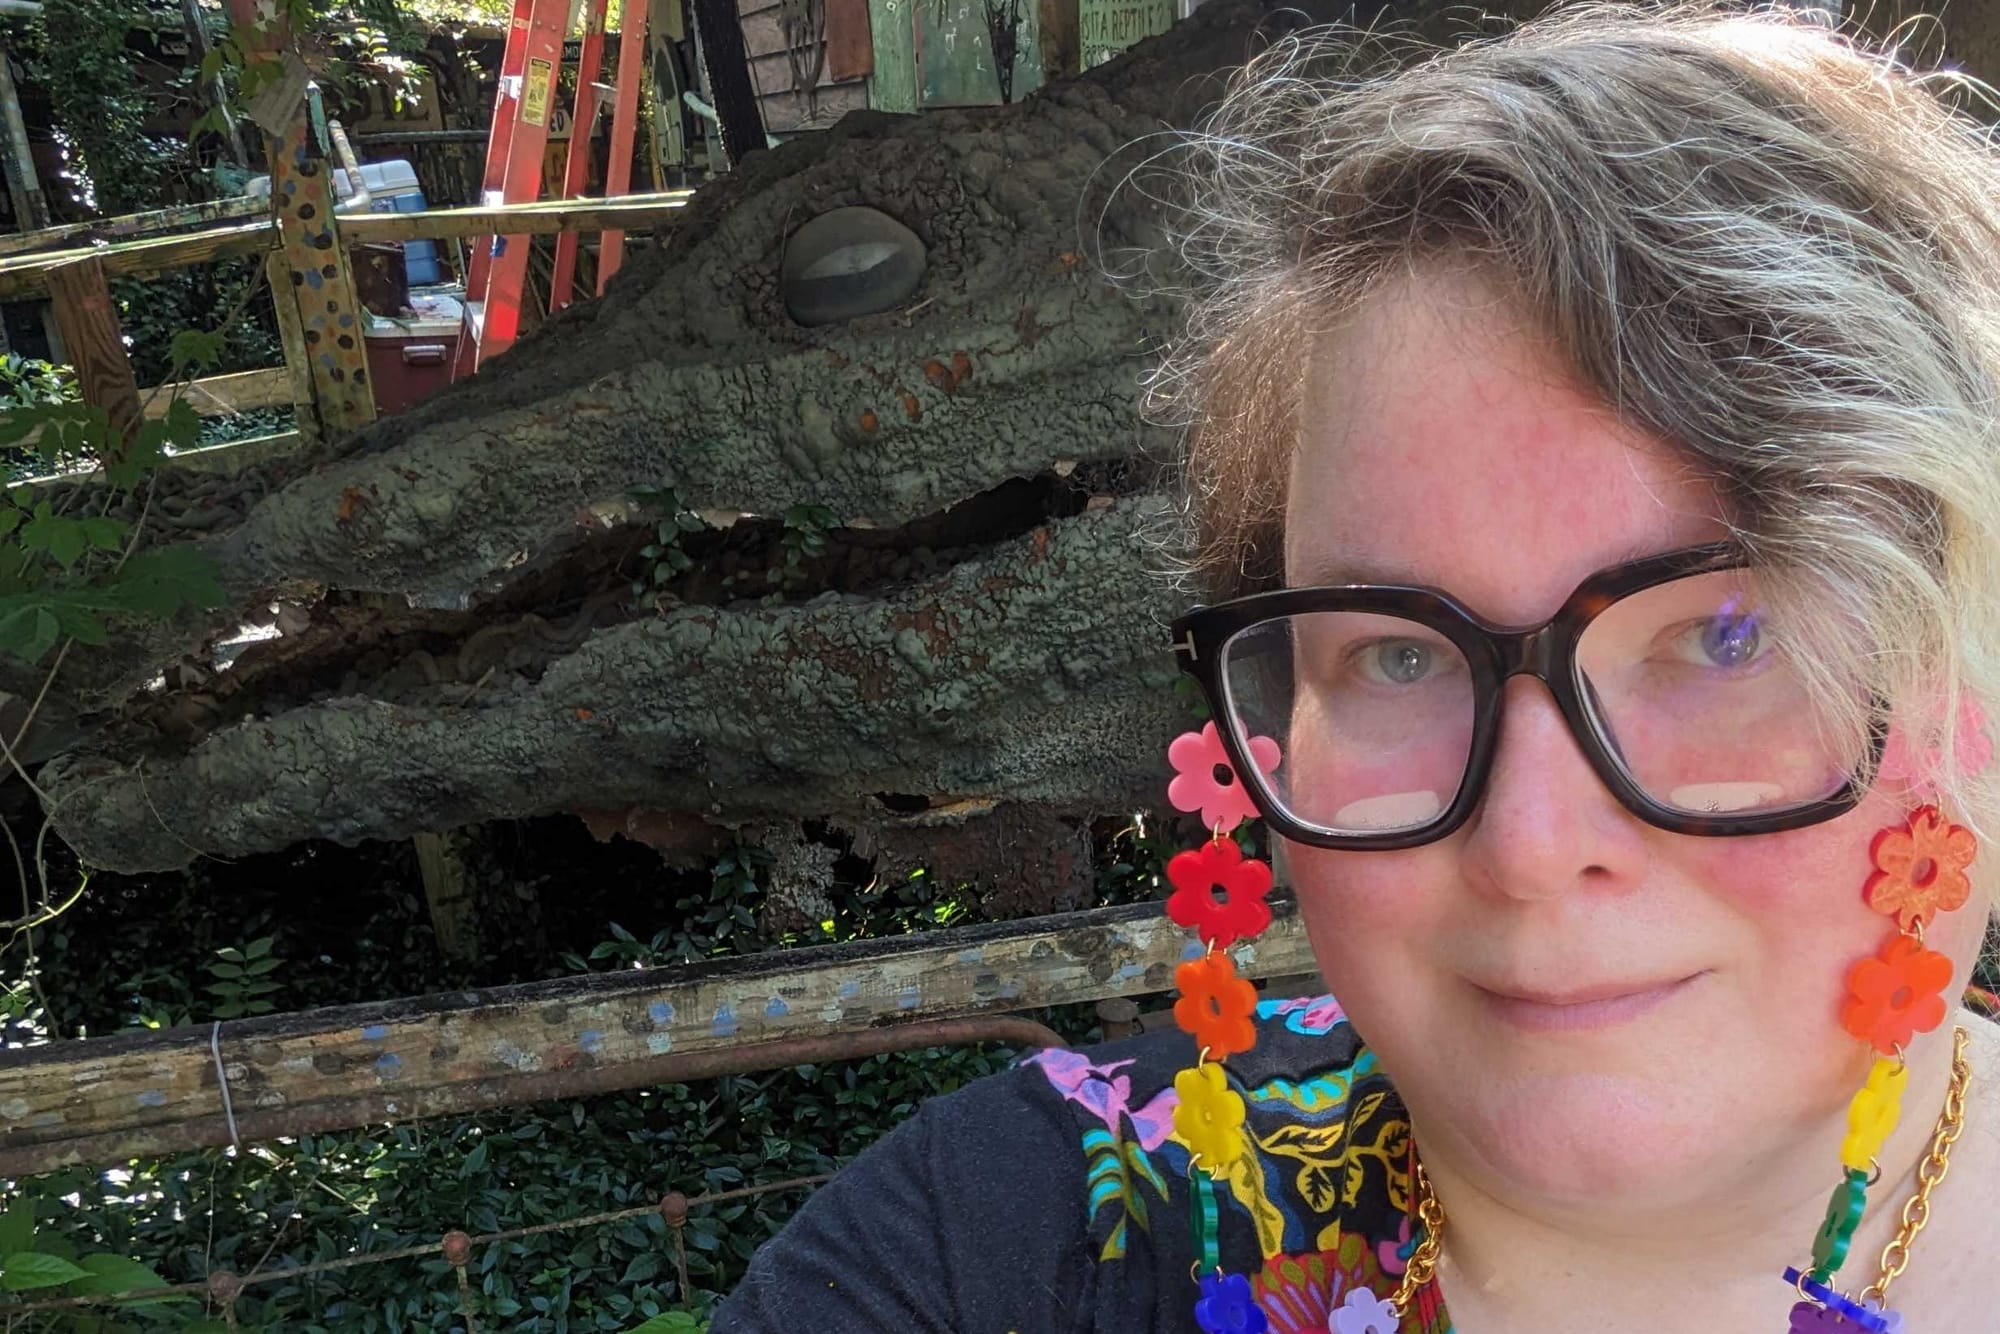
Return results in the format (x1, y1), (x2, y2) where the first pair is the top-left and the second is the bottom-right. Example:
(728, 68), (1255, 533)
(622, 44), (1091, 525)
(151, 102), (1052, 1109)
(737, 0), (872, 134)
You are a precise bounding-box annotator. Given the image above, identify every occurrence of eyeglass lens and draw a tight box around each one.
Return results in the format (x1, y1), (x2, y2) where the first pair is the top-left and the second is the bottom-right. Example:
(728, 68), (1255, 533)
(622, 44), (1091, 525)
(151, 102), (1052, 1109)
(1218, 570), (1855, 836)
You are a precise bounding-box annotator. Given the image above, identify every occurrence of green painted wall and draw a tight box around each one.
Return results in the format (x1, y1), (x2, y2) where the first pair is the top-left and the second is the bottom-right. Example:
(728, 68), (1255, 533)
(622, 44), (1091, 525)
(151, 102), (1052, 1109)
(917, 0), (1043, 107)
(866, 0), (922, 113)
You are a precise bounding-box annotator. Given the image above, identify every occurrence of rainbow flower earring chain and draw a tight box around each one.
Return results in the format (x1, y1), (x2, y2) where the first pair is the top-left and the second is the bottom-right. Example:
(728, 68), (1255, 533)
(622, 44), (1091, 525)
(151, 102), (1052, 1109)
(1163, 722), (1441, 1333)
(1781, 804), (1974, 1332)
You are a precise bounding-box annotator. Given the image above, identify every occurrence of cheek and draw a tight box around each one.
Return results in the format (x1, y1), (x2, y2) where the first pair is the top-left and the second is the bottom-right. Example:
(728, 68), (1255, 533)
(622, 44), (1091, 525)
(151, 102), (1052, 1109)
(1282, 839), (1451, 992)
(1669, 789), (1983, 1000)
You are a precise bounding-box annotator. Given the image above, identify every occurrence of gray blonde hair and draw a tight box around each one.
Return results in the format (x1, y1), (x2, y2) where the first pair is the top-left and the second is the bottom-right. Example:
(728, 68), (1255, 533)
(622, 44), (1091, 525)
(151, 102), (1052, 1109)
(1143, 0), (2000, 838)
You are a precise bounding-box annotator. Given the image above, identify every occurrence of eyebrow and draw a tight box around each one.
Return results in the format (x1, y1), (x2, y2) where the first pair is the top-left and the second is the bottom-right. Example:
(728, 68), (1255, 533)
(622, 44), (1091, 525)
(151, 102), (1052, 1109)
(1285, 539), (1691, 590)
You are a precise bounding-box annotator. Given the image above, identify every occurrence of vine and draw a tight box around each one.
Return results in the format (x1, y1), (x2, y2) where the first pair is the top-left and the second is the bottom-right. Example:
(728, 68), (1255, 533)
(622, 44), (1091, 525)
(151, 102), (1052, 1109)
(27, 0), (183, 215)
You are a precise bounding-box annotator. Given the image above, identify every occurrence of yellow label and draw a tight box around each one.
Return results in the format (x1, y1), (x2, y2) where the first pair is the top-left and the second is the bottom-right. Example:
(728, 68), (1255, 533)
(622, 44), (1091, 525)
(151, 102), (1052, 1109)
(521, 57), (554, 127)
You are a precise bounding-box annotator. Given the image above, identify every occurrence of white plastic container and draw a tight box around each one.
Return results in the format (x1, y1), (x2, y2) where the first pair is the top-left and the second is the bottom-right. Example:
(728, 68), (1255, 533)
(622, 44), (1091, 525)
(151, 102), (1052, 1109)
(246, 158), (443, 285)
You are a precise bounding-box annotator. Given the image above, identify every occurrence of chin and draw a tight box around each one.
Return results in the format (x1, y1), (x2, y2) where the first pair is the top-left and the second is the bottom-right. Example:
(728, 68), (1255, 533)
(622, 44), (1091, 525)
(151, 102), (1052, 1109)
(1443, 1071), (1723, 1209)
(1384, 997), (1864, 1220)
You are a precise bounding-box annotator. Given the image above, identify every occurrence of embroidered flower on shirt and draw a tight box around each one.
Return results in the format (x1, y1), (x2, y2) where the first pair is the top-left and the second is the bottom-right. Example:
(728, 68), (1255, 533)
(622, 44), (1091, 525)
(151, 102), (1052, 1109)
(1168, 721), (1282, 833)
(1862, 805), (1977, 932)
(1260, 993), (1348, 1037)
(1250, 1251), (1334, 1334)
(1841, 935), (1953, 1055)
(1023, 1049), (1178, 1150)
(1375, 1214), (1412, 1278)
(1167, 838), (1275, 948)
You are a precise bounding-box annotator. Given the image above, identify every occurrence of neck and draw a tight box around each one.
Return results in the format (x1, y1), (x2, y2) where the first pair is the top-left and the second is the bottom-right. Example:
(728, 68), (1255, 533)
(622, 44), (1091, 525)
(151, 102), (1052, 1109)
(1417, 1020), (1972, 1333)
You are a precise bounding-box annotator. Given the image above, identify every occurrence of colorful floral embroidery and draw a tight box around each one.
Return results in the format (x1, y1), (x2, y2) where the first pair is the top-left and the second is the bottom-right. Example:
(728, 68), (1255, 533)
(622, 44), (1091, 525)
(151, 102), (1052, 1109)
(1376, 1214), (1412, 1278)
(1029, 999), (1456, 1332)
(1249, 1250), (1337, 1334)
(1258, 994), (1348, 1037)
(1083, 1125), (1172, 1261)
(1027, 1048), (1181, 1261)
(1245, 1072), (1358, 1119)
(1024, 1049), (1177, 1149)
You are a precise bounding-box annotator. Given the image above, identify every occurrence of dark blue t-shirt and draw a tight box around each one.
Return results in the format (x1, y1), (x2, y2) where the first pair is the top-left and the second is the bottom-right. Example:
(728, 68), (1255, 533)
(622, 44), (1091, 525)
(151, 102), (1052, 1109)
(712, 995), (1452, 1332)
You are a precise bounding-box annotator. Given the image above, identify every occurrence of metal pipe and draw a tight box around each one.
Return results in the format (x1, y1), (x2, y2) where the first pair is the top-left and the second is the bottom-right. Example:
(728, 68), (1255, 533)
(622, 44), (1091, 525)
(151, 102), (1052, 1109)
(0, 1015), (1068, 1177)
(325, 117), (372, 212)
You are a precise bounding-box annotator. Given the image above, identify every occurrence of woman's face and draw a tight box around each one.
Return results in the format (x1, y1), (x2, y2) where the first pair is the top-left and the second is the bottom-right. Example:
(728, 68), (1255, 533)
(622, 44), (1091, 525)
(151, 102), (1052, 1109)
(1280, 267), (1987, 1215)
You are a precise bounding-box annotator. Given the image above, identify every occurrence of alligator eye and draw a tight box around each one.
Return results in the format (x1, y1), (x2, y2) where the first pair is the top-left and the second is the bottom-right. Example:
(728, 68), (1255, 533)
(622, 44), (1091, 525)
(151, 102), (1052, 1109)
(781, 207), (927, 326)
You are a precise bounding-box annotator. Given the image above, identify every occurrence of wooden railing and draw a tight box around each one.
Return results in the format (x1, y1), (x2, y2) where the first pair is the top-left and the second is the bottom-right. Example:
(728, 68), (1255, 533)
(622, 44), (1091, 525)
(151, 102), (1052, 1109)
(0, 899), (1321, 1176)
(0, 189), (694, 456)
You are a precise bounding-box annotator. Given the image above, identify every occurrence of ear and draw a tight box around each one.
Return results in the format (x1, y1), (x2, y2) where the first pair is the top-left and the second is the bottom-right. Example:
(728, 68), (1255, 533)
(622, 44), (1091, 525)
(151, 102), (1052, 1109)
(1878, 692), (1992, 797)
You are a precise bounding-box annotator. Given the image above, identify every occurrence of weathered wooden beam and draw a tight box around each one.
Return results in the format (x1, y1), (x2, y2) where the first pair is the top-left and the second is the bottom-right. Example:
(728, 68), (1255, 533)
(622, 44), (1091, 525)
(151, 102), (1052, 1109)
(0, 221), (279, 301)
(0, 197), (268, 262)
(413, 830), (481, 964)
(142, 367), (294, 421)
(340, 192), (693, 244)
(0, 197), (691, 300)
(44, 256), (144, 443)
(264, 250), (319, 447)
(266, 114), (376, 435)
(0, 900), (1314, 1176)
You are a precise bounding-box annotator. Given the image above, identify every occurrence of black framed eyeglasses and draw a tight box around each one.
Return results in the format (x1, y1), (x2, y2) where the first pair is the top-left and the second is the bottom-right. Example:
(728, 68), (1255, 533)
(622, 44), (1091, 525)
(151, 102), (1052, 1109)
(1170, 543), (1881, 850)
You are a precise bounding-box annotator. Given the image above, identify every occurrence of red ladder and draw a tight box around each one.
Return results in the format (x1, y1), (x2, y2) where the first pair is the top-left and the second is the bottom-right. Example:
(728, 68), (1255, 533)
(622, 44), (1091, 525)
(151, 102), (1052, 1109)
(458, 0), (651, 376)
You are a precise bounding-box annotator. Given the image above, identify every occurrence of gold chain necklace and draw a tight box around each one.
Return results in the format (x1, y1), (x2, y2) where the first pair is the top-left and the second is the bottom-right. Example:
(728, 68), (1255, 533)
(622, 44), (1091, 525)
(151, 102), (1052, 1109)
(1861, 1025), (1970, 1308)
(1386, 1026), (1973, 1320)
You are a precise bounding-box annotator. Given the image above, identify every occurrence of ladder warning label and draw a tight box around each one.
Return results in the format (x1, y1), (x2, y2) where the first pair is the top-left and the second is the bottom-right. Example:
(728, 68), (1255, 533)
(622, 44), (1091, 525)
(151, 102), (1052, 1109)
(522, 57), (555, 126)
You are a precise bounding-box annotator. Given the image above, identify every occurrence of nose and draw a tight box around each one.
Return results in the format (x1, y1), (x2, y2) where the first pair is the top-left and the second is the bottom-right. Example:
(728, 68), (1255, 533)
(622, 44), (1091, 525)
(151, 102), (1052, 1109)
(1457, 676), (1649, 902)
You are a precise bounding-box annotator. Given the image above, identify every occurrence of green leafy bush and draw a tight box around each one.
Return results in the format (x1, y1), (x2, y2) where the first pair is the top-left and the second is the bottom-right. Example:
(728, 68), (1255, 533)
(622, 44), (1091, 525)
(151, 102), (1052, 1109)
(0, 402), (227, 664)
(0, 356), (78, 412)
(3, 810), (1177, 1329)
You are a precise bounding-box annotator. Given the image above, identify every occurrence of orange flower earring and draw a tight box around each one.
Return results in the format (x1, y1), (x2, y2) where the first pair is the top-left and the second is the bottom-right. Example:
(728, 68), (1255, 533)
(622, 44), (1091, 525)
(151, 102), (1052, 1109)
(1841, 805), (1967, 1055)
(1782, 800), (1975, 1332)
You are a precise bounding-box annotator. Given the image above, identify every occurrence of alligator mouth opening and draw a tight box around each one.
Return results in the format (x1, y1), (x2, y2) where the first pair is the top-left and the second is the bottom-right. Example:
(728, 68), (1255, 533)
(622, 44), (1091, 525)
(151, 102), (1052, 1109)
(123, 458), (1156, 752)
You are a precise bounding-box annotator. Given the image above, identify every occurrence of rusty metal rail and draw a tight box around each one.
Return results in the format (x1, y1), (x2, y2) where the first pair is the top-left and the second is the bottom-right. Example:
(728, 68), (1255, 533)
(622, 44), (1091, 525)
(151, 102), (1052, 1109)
(0, 899), (1313, 1176)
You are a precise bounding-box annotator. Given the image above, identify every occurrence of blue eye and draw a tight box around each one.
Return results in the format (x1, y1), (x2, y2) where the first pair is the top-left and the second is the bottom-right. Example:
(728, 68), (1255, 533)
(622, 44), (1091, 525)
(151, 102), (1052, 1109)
(1372, 641), (1434, 684)
(1699, 608), (1763, 668)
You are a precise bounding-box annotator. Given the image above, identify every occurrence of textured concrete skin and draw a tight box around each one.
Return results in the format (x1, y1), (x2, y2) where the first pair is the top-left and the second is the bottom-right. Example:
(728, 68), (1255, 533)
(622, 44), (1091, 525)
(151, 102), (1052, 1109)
(43, 497), (1188, 870)
(31, 0), (1450, 872)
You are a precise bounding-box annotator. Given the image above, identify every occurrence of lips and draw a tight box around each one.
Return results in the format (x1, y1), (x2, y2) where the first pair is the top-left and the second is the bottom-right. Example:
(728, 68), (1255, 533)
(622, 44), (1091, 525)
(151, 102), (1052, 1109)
(1480, 978), (1691, 1007)
(1471, 972), (1705, 1032)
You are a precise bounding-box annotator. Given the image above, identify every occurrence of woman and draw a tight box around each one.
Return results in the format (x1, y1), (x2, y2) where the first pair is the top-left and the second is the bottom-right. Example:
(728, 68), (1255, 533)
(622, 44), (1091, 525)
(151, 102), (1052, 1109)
(713, 4), (2000, 1329)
